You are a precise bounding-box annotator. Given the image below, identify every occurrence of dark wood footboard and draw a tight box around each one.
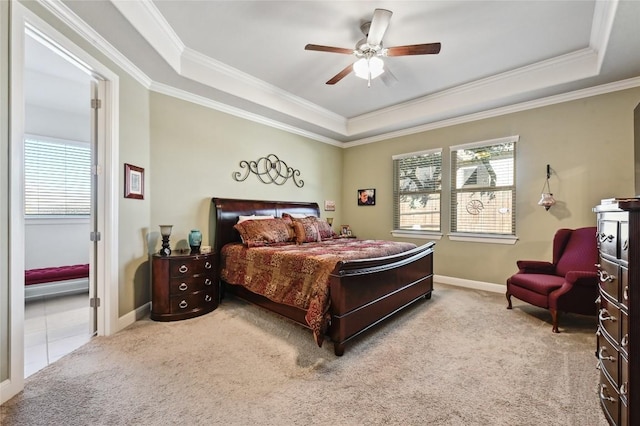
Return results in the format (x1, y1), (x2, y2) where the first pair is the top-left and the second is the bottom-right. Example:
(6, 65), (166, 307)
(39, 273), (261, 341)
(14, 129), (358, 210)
(328, 242), (434, 355)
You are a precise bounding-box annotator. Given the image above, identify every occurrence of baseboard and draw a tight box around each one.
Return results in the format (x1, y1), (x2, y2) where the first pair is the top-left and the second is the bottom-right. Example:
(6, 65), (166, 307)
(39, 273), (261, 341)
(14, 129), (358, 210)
(434, 275), (505, 294)
(117, 302), (150, 331)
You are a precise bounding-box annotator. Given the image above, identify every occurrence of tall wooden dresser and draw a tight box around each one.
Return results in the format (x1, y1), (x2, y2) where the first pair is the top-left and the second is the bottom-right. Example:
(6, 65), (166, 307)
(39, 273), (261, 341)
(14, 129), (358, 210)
(595, 198), (640, 425)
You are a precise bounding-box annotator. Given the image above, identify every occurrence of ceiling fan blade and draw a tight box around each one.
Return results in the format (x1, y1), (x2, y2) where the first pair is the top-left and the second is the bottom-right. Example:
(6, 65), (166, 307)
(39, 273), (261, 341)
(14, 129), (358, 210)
(381, 67), (398, 87)
(326, 63), (354, 85)
(367, 9), (392, 47)
(305, 44), (354, 55)
(386, 43), (441, 57)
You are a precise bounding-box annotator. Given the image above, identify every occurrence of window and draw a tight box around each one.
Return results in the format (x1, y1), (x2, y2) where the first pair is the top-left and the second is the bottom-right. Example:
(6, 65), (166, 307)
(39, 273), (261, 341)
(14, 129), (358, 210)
(393, 149), (442, 233)
(24, 136), (91, 216)
(450, 137), (517, 237)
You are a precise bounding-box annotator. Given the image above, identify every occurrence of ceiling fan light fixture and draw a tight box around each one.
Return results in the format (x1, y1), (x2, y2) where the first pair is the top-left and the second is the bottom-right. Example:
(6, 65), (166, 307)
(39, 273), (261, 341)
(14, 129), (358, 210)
(353, 56), (384, 80)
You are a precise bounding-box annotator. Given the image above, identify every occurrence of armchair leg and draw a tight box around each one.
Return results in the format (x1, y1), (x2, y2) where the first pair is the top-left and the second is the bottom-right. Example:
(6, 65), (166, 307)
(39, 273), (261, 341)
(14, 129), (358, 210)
(550, 309), (559, 333)
(506, 292), (513, 309)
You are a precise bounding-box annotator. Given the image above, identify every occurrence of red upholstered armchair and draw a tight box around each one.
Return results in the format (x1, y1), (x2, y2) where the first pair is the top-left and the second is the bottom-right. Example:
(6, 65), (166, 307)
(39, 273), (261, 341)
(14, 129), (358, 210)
(506, 227), (598, 332)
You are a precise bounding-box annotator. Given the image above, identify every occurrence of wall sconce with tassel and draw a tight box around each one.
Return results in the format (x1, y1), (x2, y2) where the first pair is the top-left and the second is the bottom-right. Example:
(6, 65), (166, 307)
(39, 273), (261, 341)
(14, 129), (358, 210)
(538, 164), (556, 211)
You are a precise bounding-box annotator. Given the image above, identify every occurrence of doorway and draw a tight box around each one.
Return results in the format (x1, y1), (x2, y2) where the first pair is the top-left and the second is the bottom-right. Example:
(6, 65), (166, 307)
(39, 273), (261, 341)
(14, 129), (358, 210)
(22, 27), (97, 376)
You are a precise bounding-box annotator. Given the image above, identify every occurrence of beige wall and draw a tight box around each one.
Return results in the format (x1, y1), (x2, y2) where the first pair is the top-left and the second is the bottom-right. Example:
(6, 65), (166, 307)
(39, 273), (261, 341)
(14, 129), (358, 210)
(149, 92), (344, 253)
(343, 88), (640, 285)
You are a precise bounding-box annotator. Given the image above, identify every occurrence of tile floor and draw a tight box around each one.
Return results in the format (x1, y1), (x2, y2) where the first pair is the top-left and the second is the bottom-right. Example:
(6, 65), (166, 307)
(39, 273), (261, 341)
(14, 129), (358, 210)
(24, 292), (93, 378)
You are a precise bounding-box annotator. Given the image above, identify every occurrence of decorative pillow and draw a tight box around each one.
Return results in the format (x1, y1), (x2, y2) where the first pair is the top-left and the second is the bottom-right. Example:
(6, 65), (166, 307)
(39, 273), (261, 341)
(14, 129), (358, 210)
(237, 214), (274, 223)
(234, 218), (293, 247)
(315, 219), (337, 240)
(292, 217), (321, 243)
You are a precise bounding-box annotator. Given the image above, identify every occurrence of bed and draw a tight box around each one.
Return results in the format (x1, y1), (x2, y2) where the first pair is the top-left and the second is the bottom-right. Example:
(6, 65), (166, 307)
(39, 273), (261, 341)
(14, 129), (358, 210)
(212, 197), (435, 356)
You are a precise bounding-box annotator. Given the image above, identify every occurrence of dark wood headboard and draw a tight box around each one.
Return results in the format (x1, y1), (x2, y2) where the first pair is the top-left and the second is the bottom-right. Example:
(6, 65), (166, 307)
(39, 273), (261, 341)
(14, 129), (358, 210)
(211, 198), (320, 254)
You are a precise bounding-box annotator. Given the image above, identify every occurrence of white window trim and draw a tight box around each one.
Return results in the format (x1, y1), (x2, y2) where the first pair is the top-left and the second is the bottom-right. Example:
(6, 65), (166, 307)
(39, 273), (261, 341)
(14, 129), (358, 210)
(448, 232), (519, 245)
(449, 135), (519, 242)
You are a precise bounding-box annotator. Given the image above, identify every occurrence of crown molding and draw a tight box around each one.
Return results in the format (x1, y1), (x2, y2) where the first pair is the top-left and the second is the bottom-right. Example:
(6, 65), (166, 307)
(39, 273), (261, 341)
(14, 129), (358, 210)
(591, 0), (618, 71)
(110, 0), (184, 72)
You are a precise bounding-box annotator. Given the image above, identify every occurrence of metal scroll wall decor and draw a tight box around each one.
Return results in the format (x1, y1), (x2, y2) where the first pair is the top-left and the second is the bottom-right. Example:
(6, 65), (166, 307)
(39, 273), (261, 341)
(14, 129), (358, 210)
(232, 154), (304, 188)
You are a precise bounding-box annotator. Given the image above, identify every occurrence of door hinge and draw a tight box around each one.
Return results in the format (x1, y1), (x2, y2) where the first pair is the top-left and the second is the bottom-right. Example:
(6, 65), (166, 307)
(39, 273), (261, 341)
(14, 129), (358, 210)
(90, 231), (101, 242)
(91, 98), (102, 109)
(90, 297), (101, 308)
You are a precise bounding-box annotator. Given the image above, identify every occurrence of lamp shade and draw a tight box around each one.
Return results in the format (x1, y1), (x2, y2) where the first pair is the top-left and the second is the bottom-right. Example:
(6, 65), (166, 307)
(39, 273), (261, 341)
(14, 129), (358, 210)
(353, 57), (384, 80)
(159, 225), (173, 237)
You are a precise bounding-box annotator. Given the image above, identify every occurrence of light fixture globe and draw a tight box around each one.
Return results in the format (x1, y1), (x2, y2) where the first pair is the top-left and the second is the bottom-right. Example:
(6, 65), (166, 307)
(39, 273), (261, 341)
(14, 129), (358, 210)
(353, 56), (384, 80)
(538, 193), (556, 211)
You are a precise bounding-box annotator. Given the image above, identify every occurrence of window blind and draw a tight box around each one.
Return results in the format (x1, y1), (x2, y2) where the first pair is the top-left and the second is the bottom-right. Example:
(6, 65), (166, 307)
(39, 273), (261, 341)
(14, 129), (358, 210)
(393, 149), (442, 232)
(450, 138), (516, 235)
(24, 137), (91, 216)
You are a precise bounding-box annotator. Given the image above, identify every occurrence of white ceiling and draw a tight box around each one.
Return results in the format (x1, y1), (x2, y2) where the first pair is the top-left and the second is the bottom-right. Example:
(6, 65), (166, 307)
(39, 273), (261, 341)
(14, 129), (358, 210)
(29, 1), (640, 144)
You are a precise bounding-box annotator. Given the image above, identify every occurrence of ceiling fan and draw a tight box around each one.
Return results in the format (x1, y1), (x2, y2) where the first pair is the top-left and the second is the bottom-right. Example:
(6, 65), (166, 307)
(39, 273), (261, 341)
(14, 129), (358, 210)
(305, 8), (441, 87)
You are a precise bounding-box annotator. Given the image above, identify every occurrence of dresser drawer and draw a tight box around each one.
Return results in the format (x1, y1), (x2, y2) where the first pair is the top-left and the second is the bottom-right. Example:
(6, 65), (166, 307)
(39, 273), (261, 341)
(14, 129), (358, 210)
(170, 290), (217, 314)
(599, 369), (620, 426)
(598, 219), (619, 259)
(598, 296), (620, 343)
(169, 255), (214, 277)
(169, 274), (215, 295)
(597, 332), (619, 386)
(598, 257), (620, 301)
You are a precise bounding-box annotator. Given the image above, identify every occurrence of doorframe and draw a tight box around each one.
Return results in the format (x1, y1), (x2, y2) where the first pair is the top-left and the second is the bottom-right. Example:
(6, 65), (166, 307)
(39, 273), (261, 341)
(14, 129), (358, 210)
(3, 2), (119, 402)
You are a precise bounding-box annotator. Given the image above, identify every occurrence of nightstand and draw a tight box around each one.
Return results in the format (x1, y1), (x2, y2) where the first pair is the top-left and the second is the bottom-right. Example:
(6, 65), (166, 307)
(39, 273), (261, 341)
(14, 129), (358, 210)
(151, 252), (218, 321)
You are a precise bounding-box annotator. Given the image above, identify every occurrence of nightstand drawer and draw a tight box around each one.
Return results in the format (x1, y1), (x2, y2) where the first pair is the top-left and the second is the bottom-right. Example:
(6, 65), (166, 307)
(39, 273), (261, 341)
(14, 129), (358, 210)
(598, 219), (618, 259)
(170, 290), (217, 314)
(169, 256), (214, 277)
(169, 275), (215, 295)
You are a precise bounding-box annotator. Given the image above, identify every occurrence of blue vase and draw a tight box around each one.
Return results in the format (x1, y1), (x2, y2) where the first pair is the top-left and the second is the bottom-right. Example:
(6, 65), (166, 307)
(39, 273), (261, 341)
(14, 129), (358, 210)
(189, 229), (202, 253)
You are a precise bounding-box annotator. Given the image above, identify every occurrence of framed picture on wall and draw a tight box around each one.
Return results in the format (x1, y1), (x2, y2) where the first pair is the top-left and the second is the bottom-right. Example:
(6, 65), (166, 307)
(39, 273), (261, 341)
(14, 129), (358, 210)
(124, 163), (144, 199)
(357, 188), (375, 206)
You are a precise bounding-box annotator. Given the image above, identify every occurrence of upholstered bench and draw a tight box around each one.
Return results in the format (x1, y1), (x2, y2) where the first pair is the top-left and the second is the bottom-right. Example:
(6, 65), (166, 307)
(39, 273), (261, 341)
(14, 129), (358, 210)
(25, 264), (90, 300)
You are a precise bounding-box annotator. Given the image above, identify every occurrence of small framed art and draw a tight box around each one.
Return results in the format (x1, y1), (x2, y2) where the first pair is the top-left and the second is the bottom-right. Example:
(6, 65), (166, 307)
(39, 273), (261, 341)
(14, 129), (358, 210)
(357, 188), (375, 206)
(124, 163), (144, 199)
(324, 200), (336, 211)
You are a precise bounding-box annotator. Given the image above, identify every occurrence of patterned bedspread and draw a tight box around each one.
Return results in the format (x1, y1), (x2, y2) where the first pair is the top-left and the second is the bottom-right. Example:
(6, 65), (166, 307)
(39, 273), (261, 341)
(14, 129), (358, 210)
(220, 239), (417, 346)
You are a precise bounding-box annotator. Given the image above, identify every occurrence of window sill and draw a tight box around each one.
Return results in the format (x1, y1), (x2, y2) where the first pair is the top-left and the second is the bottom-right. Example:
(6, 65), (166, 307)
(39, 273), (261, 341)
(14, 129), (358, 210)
(390, 230), (443, 240)
(447, 233), (518, 245)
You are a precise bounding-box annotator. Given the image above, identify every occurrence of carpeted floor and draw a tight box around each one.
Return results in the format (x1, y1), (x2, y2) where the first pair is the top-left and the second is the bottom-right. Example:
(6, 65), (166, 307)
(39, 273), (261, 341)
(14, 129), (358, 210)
(1, 283), (608, 425)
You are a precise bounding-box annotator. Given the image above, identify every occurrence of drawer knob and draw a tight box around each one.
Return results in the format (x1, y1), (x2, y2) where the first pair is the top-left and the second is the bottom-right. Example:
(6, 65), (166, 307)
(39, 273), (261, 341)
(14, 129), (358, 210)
(205, 261), (212, 270)
(621, 334), (629, 348)
(179, 283), (188, 291)
(179, 300), (188, 309)
(179, 265), (188, 274)
(599, 308), (616, 323)
(595, 295), (601, 305)
(623, 239), (629, 251)
(599, 384), (616, 403)
(205, 294), (212, 302)
(623, 285), (629, 301)
(598, 346), (615, 363)
(598, 270), (615, 283)
(204, 278), (212, 286)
